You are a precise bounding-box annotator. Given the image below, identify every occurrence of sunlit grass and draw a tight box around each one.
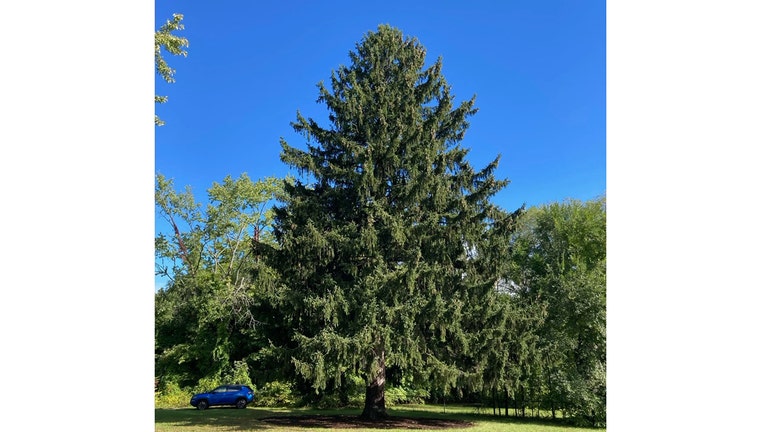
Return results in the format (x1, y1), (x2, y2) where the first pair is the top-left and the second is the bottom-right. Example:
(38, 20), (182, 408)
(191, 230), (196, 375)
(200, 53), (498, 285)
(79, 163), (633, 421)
(155, 404), (603, 431)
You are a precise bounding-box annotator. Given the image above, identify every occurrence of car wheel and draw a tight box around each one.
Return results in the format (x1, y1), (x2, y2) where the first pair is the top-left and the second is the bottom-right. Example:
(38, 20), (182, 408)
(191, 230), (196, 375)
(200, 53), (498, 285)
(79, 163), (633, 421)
(197, 400), (208, 410)
(236, 398), (247, 409)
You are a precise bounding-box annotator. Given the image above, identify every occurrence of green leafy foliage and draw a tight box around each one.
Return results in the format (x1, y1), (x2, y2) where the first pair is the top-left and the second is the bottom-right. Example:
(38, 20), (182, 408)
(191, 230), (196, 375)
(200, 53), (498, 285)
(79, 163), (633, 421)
(228, 360), (255, 387)
(384, 385), (430, 406)
(155, 13), (189, 126)
(155, 381), (193, 408)
(155, 173), (285, 389)
(507, 197), (606, 426)
(254, 381), (298, 407)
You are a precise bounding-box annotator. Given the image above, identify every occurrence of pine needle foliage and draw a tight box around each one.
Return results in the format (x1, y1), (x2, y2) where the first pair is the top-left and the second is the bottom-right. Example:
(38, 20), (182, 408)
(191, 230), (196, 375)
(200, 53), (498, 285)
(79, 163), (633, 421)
(267, 25), (518, 419)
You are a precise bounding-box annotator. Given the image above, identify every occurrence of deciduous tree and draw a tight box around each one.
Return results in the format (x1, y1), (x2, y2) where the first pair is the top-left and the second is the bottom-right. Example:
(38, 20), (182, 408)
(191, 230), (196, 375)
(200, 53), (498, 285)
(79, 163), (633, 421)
(155, 173), (283, 388)
(508, 197), (606, 426)
(155, 13), (188, 126)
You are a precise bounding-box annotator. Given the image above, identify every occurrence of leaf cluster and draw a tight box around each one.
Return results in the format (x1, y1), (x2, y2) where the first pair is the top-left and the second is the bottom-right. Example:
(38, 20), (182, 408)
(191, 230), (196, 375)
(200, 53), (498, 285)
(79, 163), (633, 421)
(155, 13), (189, 126)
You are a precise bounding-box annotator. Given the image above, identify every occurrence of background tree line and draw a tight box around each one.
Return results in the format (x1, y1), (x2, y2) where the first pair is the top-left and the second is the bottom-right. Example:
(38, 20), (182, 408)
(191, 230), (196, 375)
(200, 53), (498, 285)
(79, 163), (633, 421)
(155, 24), (605, 427)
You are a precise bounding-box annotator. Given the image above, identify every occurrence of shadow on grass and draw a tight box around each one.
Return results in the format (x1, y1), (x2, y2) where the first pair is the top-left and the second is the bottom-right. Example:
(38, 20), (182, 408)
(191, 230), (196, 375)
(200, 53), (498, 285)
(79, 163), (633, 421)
(155, 407), (286, 430)
(156, 406), (603, 430)
(260, 413), (473, 430)
(390, 407), (602, 430)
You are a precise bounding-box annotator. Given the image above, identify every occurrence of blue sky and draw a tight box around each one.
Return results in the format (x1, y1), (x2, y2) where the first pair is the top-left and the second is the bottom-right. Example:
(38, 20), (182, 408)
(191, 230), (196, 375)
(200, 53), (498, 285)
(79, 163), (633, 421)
(155, 0), (605, 244)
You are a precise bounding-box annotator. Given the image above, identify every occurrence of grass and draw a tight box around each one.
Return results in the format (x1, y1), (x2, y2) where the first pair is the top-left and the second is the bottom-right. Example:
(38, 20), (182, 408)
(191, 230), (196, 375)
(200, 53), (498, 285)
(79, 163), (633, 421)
(155, 404), (604, 432)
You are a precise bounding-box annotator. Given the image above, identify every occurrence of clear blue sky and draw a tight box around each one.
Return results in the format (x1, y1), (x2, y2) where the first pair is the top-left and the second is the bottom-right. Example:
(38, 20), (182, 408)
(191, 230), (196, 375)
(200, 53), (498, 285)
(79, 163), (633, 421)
(155, 0), (605, 221)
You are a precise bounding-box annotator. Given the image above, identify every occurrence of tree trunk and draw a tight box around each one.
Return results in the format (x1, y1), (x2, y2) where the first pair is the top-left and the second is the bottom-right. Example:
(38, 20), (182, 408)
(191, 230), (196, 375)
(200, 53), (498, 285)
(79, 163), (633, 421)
(504, 389), (509, 417)
(360, 350), (387, 420)
(492, 388), (496, 416)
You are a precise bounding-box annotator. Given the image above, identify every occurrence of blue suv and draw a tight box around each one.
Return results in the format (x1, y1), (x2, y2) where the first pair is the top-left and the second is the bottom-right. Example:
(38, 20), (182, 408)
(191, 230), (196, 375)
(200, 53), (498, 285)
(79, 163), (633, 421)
(190, 384), (255, 410)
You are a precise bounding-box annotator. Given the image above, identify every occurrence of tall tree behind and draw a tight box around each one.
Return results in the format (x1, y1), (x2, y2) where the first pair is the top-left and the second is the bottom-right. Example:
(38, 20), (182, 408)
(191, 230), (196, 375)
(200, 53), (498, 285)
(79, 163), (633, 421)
(155, 13), (188, 126)
(508, 197), (606, 426)
(155, 173), (283, 388)
(267, 25), (516, 419)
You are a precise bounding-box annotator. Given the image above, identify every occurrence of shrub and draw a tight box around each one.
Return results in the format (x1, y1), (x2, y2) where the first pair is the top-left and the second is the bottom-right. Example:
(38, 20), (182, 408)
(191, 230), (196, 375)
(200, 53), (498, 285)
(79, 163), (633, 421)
(223, 360), (254, 387)
(386, 385), (429, 405)
(155, 381), (193, 408)
(254, 381), (298, 407)
(193, 376), (223, 394)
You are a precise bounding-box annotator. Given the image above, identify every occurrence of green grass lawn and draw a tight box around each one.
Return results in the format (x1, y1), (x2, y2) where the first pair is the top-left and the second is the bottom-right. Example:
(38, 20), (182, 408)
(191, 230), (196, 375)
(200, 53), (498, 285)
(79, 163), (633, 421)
(155, 404), (604, 432)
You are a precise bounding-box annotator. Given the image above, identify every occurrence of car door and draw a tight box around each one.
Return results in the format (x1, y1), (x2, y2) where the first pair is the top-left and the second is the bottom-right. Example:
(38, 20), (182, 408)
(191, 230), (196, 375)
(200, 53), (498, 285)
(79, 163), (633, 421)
(208, 386), (229, 406)
(221, 386), (239, 405)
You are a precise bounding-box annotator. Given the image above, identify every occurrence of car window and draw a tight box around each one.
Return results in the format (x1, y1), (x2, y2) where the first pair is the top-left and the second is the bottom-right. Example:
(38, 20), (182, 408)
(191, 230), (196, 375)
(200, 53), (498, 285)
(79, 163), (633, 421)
(213, 386), (227, 393)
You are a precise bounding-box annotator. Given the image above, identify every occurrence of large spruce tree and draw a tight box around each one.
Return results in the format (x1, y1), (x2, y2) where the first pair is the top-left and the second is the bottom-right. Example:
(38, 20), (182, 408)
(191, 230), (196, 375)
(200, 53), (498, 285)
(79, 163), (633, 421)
(268, 25), (515, 419)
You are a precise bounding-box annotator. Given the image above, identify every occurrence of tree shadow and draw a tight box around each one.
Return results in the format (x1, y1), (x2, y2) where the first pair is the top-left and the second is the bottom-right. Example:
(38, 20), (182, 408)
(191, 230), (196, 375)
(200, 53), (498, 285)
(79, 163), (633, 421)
(391, 407), (603, 430)
(260, 414), (472, 430)
(155, 407), (287, 431)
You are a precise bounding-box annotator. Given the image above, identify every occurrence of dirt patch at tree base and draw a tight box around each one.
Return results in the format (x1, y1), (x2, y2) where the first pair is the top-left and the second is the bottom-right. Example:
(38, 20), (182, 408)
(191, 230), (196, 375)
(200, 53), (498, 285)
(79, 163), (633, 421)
(261, 414), (474, 429)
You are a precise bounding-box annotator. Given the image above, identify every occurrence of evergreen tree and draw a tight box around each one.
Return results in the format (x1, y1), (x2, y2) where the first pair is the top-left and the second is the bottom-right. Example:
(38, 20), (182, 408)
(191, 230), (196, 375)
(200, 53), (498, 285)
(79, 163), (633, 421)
(267, 25), (516, 419)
